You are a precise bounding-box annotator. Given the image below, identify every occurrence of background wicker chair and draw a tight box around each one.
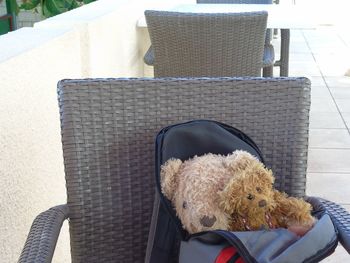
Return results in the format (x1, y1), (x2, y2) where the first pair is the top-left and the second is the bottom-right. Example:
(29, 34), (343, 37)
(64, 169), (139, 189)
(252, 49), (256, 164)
(145, 10), (267, 77)
(18, 77), (350, 262)
(196, 0), (290, 77)
(196, 0), (274, 77)
(144, 1), (291, 77)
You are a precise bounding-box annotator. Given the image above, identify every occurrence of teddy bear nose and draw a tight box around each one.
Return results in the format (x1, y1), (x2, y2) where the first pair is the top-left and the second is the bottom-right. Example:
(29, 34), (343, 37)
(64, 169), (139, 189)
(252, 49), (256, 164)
(259, 200), (267, 207)
(200, 215), (217, 227)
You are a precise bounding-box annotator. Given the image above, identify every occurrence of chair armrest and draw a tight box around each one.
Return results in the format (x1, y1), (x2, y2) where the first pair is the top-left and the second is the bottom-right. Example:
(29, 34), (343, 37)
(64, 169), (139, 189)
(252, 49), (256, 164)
(18, 204), (69, 263)
(144, 46), (154, 66)
(306, 197), (350, 254)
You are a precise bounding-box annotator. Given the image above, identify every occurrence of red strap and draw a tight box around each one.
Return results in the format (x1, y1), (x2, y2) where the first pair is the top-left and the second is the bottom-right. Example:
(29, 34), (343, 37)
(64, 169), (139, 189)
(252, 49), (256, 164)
(215, 246), (239, 263)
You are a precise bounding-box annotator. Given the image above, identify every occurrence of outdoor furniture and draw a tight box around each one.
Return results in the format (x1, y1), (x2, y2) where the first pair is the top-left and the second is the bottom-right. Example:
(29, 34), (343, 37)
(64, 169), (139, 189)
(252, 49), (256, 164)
(145, 11), (267, 77)
(139, 4), (318, 77)
(18, 77), (350, 262)
(197, 0), (275, 77)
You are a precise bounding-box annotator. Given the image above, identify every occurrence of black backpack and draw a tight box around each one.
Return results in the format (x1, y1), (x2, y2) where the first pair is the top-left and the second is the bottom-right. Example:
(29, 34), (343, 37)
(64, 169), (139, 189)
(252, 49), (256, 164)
(147, 120), (337, 263)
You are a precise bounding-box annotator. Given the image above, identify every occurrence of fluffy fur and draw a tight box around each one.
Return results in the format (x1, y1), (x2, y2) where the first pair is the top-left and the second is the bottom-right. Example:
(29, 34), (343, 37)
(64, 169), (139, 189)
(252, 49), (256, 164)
(161, 152), (248, 233)
(161, 150), (315, 235)
(219, 155), (315, 233)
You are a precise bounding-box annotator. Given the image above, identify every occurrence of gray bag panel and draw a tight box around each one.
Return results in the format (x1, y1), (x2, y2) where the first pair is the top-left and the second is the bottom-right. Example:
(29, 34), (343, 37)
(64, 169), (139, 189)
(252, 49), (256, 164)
(180, 214), (337, 263)
(233, 229), (297, 263)
(179, 239), (229, 263)
(272, 214), (337, 263)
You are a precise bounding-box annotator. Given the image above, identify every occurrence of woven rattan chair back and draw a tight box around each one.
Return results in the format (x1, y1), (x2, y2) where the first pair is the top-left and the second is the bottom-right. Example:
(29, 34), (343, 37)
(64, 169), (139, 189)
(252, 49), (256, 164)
(145, 11), (267, 77)
(57, 77), (310, 262)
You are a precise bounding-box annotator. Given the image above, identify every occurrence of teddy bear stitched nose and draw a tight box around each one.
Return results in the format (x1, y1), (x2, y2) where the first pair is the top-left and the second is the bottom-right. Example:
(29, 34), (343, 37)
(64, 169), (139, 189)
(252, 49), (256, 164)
(259, 200), (267, 207)
(200, 215), (217, 227)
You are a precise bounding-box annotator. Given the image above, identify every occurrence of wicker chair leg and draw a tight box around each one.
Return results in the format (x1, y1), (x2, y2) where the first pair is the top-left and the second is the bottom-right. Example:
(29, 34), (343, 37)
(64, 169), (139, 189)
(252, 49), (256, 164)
(263, 66), (273, 77)
(279, 29), (290, 77)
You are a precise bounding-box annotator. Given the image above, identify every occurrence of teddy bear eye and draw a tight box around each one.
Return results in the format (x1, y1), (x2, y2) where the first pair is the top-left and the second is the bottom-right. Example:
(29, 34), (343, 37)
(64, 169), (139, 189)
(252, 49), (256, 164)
(256, 187), (262, 193)
(183, 201), (187, 209)
(247, 194), (254, 200)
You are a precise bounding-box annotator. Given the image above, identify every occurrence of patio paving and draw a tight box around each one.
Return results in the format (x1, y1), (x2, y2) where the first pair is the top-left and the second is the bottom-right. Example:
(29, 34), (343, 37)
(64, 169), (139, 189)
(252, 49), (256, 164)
(272, 22), (350, 260)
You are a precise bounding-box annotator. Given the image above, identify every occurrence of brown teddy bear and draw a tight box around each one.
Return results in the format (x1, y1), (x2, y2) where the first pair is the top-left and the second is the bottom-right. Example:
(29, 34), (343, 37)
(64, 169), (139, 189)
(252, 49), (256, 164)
(161, 150), (315, 235)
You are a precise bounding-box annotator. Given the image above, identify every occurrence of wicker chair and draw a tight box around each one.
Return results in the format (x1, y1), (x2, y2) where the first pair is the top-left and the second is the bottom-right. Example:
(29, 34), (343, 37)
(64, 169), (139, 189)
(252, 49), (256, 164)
(196, 0), (290, 76)
(196, 0), (274, 77)
(144, 2), (292, 77)
(18, 77), (350, 262)
(144, 11), (267, 77)
(144, 1), (274, 77)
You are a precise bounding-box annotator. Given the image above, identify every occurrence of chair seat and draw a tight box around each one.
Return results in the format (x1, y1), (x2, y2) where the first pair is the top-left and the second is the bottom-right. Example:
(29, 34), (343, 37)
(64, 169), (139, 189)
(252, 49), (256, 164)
(144, 44), (275, 70)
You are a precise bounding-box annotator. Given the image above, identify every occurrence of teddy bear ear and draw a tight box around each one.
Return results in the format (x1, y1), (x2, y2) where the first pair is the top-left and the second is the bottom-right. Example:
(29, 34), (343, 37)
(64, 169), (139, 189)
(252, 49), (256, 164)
(160, 158), (183, 201)
(218, 176), (241, 214)
(224, 150), (259, 174)
(259, 167), (275, 187)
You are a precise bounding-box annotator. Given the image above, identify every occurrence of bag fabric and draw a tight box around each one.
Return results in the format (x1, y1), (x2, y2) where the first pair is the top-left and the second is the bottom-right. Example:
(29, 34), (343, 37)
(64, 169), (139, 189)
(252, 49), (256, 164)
(149, 120), (338, 263)
(180, 213), (337, 263)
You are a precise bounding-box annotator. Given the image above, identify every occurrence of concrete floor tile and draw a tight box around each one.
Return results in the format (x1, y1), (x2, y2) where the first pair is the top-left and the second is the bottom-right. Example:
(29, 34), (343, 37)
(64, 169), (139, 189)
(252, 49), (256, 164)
(312, 84), (328, 89)
(310, 46), (349, 56)
(272, 67), (280, 77)
(319, 65), (350, 77)
(311, 86), (331, 98)
(309, 129), (350, 148)
(319, 66), (350, 77)
(289, 43), (311, 54)
(310, 97), (338, 112)
(337, 26), (350, 41)
(290, 29), (304, 39)
(335, 99), (350, 113)
(324, 76), (350, 88)
(307, 36), (347, 47)
(329, 87), (350, 99)
(302, 28), (339, 39)
(307, 173), (350, 203)
(289, 62), (321, 76)
(308, 149), (350, 173)
(341, 113), (350, 127)
(290, 61), (319, 69)
(320, 245), (350, 262)
(309, 112), (346, 129)
(315, 54), (350, 76)
(309, 76), (327, 86)
(289, 72), (321, 78)
(290, 53), (315, 63)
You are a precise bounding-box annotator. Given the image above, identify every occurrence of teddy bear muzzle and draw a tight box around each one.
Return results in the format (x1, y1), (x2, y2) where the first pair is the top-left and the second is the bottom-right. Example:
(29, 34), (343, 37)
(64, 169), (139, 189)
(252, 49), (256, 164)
(259, 200), (267, 208)
(200, 215), (217, 227)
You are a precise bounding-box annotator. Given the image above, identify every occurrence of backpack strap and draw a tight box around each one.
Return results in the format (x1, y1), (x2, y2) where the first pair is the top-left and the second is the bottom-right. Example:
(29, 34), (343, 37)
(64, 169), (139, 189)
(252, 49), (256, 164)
(215, 246), (245, 263)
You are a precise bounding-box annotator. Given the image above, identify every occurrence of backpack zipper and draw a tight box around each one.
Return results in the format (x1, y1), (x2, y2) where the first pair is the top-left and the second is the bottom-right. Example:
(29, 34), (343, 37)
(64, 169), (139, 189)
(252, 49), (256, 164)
(213, 230), (258, 263)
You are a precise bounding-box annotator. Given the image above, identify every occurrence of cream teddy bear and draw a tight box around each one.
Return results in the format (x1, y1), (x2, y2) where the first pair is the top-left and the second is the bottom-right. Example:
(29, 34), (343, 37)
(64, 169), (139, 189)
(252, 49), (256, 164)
(161, 150), (315, 235)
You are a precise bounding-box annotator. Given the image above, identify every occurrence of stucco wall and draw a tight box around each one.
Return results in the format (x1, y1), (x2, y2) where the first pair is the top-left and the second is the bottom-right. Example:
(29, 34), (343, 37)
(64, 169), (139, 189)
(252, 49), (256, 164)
(0, 27), (81, 262)
(0, 0), (194, 261)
